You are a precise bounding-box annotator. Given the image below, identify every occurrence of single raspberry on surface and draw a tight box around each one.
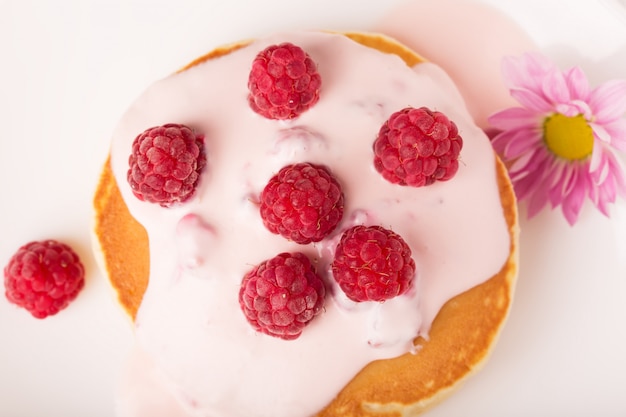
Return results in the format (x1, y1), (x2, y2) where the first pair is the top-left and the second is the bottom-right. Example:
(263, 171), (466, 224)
(373, 106), (463, 187)
(4, 240), (85, 319)
(239, 252), (326, 340)
(127, 123), (206, 207)
(259, 162), (344, 244)
(331, 225), (415, 302)
(248, 42), (322, 120)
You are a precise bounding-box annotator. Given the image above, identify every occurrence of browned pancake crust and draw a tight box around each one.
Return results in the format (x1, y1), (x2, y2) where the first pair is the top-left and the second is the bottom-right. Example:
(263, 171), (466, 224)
(93, 32), (518, 416)
(93, 155), (149, 320)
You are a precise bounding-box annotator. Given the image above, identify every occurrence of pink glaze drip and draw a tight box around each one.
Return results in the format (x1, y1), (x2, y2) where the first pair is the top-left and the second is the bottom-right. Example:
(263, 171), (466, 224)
(375, 0), (538, 129)
(176, 214), (216, 271)
(109, 31), (510, 417)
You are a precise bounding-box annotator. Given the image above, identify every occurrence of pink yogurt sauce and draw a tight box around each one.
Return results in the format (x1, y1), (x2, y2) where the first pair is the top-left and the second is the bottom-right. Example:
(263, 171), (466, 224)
(375, 0), (538, 130)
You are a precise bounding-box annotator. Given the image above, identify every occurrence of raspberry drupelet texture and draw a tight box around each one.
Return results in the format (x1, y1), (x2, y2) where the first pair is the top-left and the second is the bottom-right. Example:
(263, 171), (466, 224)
(239, 252), (326, 340)
(374, 107), (463, 187)
(331, 225), (415, 302)
(260, 162), (344, 244)
(4, 240), (85, 319)
(248, 42), (322, 120)
(127, 123), (206, 207)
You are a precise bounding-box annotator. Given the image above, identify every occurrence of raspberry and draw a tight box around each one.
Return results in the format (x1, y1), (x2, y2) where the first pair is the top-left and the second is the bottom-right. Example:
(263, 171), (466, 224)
(259, 163), (344, 244)
(239, 252), (326, 340)
(373, 107), (463, 187)
(127, 123), (206, 207)
(248, 42), (322, 120)
(4, 240), (85, 319)
(331, 225), (415, 302)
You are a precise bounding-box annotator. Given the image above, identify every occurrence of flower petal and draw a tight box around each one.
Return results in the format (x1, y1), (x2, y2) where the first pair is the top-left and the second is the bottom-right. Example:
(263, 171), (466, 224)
(608, 151), (626, 196)
(564, 66), (590, 101)
(555, 100), (591, 118)
(511, 88), (553, 113)
(510, 152), (549, 201)
(508, 146), (549, 178)
(491, 128), (520, 155)
(590, 148), (609, 184)
(502, 53), (553, 92)
(595, 181), (614, 217)
(507, 153), (535, 178)
(503, 129), (543, 160)
(590, 122), (612, 144)
(560, 171), (587, 225)
(487, 107), (541, 131)
(548, 162), (568, 207)
(603, 118), (626, 152)
(589, 140), (605, 173)
(588, 79), (626, 123)
(560, 166), (578, 200)
(598, 174), (617, 208)
(513, 174), (538, 201)
(527, 176), (551, 218)
(542, 68), (570, 104)
(589, 150), (625, 217)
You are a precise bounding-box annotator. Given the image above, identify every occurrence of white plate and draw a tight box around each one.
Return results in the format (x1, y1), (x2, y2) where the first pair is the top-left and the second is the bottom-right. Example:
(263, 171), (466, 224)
(1, 1), (625, 416)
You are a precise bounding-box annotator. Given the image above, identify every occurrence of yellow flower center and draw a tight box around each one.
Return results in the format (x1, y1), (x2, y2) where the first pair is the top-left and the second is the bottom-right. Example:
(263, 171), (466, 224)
(543, 113), (594, 161)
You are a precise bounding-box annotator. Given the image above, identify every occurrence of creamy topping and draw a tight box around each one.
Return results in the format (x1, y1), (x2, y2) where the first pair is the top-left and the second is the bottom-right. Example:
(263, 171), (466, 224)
(109, 31), (510, 417)
(374, 0), (538, 129)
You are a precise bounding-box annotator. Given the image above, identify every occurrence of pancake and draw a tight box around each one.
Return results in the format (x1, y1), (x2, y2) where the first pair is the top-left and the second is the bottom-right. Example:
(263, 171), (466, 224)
(93, 32), (519, 416)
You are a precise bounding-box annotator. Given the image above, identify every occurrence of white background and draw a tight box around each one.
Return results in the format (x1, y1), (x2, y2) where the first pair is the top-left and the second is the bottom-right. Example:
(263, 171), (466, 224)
(1, 0), (625, 416)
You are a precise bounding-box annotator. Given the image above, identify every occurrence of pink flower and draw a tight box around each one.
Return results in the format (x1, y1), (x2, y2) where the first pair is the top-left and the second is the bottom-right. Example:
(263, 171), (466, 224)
(488, 53), (626, 225)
